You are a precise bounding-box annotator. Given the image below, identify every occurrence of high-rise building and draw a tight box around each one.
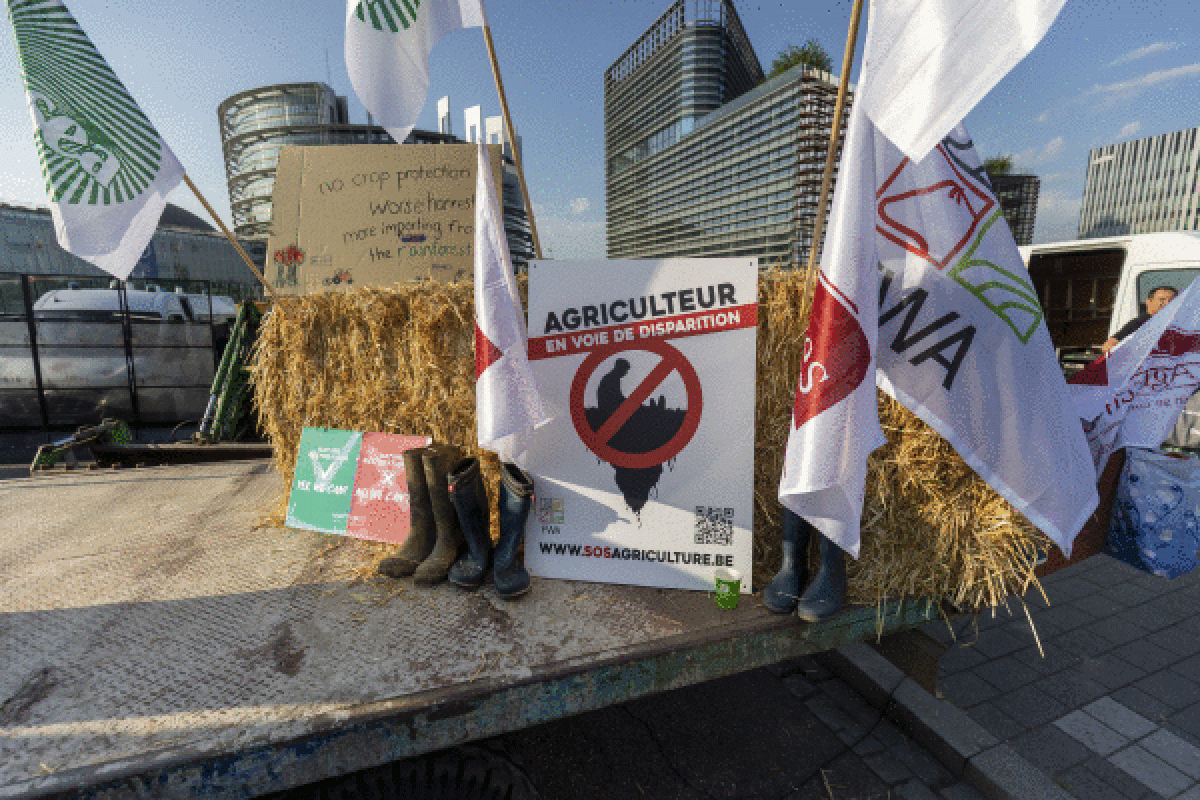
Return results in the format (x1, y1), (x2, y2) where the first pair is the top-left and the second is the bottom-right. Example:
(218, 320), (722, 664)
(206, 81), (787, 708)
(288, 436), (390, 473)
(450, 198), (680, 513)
(986, 173), (1039, 246)
(217, 82), (532, 267)
(1078, 126), (1200, 239)
(605, 2), (848, 267)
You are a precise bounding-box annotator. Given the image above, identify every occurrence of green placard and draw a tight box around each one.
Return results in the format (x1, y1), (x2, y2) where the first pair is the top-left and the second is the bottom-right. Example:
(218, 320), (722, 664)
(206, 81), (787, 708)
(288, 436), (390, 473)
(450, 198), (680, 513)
(286, 427), (364, 534)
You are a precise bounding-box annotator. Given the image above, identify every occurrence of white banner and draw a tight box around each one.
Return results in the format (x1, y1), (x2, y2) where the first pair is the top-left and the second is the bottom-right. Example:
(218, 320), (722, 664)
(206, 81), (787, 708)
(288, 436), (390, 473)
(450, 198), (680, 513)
(524, 259), (758, 592)
(1072, 278), (1200, 473)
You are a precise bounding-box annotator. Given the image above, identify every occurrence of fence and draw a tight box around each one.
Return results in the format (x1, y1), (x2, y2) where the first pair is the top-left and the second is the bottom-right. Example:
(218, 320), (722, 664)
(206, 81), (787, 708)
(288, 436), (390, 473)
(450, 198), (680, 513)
(0, 273), (227, 431)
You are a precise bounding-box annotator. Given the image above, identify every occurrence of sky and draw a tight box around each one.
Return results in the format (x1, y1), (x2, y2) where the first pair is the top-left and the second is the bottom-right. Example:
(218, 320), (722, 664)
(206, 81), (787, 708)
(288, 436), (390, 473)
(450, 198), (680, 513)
(0, 0), (1198, 260)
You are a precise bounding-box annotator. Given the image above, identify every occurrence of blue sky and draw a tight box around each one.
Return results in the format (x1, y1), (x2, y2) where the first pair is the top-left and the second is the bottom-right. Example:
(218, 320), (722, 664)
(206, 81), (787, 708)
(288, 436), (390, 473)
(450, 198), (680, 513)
(0, 0), (1197, 259)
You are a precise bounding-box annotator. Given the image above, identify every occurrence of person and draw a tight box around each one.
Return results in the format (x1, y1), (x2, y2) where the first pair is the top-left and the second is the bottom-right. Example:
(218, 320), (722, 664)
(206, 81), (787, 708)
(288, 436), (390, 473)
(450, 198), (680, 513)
(1101, 285), (1178, 354)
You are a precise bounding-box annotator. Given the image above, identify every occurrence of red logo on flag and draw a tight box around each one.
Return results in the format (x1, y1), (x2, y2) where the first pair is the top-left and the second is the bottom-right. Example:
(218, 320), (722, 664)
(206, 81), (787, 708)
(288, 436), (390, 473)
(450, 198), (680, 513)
(875, 145), (995, 270)
(793, 276), (871, 429)
(475, 324), (503, 378)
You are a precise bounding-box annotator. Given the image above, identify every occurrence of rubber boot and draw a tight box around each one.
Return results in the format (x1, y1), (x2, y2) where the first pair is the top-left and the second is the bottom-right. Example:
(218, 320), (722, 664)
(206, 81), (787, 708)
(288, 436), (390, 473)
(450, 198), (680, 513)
(762, 507), (813, 613)
(377, 446), (436, 579)
(413, 443), (465, 585)
(493, 462), (534, 600)
(447, 457), (492, 590)
(794, 533), (847, 622)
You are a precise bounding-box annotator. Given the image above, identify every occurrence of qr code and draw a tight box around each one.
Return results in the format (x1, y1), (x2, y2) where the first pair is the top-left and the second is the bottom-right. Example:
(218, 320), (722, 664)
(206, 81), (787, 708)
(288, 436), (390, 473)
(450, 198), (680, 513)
(694, 506), (734, 546)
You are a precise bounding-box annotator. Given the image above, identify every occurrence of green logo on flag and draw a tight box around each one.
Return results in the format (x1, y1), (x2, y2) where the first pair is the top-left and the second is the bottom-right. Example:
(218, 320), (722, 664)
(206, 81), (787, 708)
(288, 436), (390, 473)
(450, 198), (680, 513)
(355, 0), (423, 33)
(9, 0), (164, 206)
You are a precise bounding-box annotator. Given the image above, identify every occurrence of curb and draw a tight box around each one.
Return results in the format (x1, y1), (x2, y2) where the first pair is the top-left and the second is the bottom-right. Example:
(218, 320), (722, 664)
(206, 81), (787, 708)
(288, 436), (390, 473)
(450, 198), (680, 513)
(819, 642), (1074, 800)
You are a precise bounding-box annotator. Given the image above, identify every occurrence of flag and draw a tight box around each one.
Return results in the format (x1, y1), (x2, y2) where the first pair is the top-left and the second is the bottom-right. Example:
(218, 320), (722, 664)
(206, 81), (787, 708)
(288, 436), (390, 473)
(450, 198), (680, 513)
(8, 0), (184, 281)
(780, 4), (1096, 557)
(345, 0), (484, 144)
(857, 0), (1068, 161)
(1072, 278), (1200, 473)
(473, 144), (549, 463)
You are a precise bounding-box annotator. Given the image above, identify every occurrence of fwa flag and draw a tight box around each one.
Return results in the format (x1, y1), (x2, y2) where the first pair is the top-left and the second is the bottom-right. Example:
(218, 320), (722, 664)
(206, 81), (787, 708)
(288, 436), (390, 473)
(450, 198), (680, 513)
(8, 0), (183, 281)
(346, 0), (484, 144)
(473, 144), (549, 463)
(780, 4), (1096, 558)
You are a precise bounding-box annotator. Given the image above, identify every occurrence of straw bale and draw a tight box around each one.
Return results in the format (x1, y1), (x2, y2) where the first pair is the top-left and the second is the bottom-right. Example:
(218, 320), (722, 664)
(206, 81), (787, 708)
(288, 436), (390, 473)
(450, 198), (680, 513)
(252, 270), (1049, 612)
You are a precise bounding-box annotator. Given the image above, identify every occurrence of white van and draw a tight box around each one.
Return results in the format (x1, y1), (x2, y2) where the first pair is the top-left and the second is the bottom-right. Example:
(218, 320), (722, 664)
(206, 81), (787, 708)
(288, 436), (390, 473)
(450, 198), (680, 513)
(1019, 232), (1200, 360)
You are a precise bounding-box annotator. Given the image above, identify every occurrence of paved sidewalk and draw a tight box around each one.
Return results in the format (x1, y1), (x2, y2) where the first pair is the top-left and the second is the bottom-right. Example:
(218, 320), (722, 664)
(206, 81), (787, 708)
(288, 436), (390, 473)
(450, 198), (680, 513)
(926, 554), (1200, 800)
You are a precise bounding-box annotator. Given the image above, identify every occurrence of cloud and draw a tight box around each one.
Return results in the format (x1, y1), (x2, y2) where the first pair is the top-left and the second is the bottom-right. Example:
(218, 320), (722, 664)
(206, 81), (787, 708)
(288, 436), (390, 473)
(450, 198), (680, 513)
(539, 214), (605, 259)
(568, 197), (590, 215)
(1086, 63), (1200, 100)
(1036, 110), (1051, 124)
(1110, 42), (1178, 67)
(1033, 188), (1081, 244)
(1115, 121), (1141, 140)
(1017, 136), (1064, 166)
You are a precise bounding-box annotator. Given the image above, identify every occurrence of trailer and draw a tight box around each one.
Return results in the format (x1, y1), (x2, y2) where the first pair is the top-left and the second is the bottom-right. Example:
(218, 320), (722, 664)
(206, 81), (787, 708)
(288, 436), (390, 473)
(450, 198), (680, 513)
(0, 461), (940, 800)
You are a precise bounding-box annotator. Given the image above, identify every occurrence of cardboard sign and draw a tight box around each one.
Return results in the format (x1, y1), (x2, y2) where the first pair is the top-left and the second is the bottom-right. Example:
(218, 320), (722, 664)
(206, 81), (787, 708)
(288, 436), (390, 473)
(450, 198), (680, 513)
(286, 428), (363, 534)
(523, 259), (759, 592)
(267, 143), (504, 294)
(346, 432), (432, 544)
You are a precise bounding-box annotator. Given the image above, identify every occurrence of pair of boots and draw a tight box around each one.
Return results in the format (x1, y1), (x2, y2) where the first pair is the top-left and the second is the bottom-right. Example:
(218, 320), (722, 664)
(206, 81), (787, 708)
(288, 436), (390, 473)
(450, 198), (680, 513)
(763, 508), (846, 622)
(378, 443), (466, 585)
(444, 459), (535, 600)
(377, 447), (534, 601)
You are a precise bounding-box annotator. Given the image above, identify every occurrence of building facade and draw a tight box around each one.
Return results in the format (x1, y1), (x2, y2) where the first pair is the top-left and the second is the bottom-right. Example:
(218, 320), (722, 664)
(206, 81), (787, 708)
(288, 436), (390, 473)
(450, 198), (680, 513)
(1078, 126), (1200, 239)
(218, 83), (532, 267)
(605, 1), (850, 268)
(0, 201), (265, 303)
(987, 173), (1039, 246)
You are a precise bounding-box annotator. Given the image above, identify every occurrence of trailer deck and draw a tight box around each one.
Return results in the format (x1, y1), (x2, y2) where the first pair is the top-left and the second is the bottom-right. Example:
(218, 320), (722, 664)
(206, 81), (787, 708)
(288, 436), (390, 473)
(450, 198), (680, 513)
(1, 461), (938, 799)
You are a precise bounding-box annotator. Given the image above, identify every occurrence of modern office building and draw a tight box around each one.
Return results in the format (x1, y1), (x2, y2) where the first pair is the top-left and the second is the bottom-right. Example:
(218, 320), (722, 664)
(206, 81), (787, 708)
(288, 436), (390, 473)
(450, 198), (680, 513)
(0, 201), (265, 300)
(605, 1), (848, 267)
(1078, 126), (1200, 239)
(986, 173), (1039, 246)
(217, 83), (532, 267)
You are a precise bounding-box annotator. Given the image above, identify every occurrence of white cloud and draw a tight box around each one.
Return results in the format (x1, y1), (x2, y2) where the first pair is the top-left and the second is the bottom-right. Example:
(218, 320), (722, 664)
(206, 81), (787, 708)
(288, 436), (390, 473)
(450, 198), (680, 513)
(1017, 136), (1065, 166)
(1033, 188), (1081, 244)
(539, 214), (605, 259)
(568, 197), (590, 215)
(1110, 41), (1178, 67)
(1086, 63), (1200, 99)
(1115, 121), (1141, 140)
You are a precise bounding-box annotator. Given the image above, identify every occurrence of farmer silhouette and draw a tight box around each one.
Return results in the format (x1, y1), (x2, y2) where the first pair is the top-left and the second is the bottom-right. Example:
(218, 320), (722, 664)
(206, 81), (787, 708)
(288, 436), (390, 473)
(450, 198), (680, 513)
(596, 358), (630, 424)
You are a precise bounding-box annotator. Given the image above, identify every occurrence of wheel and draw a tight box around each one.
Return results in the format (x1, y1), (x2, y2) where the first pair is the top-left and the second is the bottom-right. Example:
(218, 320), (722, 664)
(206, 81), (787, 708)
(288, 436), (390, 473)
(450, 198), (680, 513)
(260, 745), (539, 800)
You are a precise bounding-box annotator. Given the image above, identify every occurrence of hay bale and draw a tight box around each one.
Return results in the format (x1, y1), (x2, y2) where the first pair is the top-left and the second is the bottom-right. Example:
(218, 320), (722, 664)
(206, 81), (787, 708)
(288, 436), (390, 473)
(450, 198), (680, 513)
(252, 271), (1048, 611)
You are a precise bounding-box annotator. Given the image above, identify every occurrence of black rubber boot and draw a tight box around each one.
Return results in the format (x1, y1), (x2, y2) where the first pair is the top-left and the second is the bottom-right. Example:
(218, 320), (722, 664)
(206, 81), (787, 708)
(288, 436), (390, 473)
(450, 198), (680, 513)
(447, 457), (492, 590)
(378, 446), (435, 579)
(795, 533), (847, 622)
(413, 443), (465, 585)
(494, 462), (534, 600)
(762, 507), (813, 613)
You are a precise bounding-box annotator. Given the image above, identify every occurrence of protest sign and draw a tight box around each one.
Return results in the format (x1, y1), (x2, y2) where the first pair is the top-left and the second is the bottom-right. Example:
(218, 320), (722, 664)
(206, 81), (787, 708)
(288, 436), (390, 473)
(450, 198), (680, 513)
(286, 427), (363, 534)
(523, 259), (758, 592)
(267, 143), (503, 293)
(345, 433), (433, 544)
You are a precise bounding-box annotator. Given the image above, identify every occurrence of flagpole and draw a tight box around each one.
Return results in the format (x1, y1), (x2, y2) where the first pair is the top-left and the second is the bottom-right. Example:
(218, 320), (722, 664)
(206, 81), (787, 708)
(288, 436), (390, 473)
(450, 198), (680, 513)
(799, 0), (865, 322)
(479, 20), (543, 261)
(182, 174), (283, 303)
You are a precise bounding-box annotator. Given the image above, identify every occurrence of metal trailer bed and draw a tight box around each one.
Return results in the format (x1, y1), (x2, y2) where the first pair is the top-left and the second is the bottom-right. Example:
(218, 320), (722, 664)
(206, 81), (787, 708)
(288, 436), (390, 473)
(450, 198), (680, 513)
(0, 461), (938, 800)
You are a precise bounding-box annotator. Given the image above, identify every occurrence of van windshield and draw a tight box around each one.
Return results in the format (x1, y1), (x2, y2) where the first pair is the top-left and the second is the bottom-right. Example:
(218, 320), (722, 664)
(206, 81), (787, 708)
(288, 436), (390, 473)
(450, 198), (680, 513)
(1136, 269), (1200, 312)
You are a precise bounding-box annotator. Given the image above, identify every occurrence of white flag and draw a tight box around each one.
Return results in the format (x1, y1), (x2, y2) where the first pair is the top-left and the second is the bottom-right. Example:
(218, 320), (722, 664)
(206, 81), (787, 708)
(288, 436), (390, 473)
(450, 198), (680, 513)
(8, 0), (183, 281)
(474, 144), (550, 463)
(345, 0), (484, 144)
(1072, 278), (1200, 473)
(858, 0), (1067, 160)
(781, 105), (1097, 559)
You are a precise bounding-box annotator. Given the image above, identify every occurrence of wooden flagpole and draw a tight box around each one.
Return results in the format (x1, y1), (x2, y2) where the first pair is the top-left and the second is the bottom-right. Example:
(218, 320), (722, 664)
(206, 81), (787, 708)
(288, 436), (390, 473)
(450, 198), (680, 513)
(799, 0), (865, 322)
(182, 174), (283, 303)
(479, 21), (543, 261)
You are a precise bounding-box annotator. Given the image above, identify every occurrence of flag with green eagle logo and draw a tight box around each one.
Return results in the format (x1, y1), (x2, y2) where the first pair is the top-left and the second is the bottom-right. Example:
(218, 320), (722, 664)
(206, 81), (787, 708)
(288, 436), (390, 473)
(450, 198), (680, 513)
(346, 0), (484, 143)
(7, 0), (183, 281)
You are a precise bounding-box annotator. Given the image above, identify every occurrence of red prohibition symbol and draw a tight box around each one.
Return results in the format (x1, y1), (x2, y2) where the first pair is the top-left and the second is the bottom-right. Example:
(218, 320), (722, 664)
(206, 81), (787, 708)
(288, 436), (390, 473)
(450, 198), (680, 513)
(569, 339), (703, 470)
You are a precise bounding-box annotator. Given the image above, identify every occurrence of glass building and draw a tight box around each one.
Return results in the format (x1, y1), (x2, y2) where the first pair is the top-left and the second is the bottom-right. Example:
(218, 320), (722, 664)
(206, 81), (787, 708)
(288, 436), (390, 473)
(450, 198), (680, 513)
(218, 82), (532, 267)
(1078, 126), (1200, 239)
(987, 173), (1040, 246)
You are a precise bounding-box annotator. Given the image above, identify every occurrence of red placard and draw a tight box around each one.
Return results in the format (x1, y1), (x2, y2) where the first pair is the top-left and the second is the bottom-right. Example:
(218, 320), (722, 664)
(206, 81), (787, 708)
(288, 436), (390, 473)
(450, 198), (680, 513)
(345, 433), (432, 544)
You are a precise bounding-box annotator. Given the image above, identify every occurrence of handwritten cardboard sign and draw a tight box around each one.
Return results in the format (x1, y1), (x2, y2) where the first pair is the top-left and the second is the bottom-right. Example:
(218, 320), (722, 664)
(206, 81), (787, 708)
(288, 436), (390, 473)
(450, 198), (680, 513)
(266, 143), (503, 294)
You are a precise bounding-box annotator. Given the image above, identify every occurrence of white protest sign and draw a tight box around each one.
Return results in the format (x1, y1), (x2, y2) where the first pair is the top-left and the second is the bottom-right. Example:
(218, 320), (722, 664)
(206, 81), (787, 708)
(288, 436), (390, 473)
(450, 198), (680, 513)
(524, 259), (758, 592)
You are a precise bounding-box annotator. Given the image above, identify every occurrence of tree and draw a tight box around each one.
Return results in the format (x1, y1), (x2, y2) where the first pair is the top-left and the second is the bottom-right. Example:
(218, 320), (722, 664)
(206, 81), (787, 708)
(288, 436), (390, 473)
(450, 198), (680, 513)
(767, 39), (833, 80)
(983, 155), (1014, 175)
